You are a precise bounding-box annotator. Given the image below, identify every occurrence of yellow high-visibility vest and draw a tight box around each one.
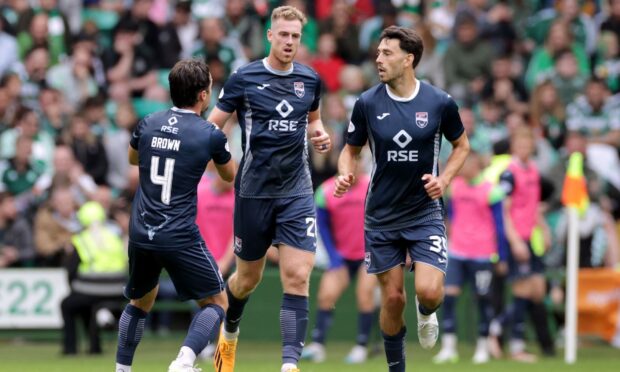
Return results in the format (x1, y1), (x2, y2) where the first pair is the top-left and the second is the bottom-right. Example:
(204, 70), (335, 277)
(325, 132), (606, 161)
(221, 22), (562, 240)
(72, 226), (126, 274)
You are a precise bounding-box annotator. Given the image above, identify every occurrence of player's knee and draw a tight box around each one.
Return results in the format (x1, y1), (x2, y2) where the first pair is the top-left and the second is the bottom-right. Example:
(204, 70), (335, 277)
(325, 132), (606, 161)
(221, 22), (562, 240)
(356, 290), (375, 309)
(196, 290), (228, 311)
(235, 272), (262, 294)
(383, 289), (406, 312)
(129, 299), (153, 313)
(282, 268), (311, 294)
(416, 283), (444, 308)
(317, 291), (337, 309)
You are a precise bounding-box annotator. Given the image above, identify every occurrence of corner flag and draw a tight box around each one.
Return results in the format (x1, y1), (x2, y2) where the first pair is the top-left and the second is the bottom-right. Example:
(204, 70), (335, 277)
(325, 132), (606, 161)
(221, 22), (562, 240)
(561, 152), (589, 214)
(561, 151), (588, 364)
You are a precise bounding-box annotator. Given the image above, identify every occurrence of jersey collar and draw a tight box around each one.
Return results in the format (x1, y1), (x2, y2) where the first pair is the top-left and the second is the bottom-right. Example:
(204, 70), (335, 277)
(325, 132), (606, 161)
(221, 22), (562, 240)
(385, 79), (421, 102)
(262, 58), (294, 76)
(171, 107), (196, 114)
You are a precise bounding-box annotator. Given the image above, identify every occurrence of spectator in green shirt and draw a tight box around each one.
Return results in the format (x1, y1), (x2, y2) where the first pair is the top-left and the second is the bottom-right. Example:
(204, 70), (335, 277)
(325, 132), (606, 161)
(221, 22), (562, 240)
(444, 14), (494, 101)
(192, 17), (245, 77)
(524, 0), (597, 55)
(0, 135), (45, 196)
(525, 19), (589, 91)
(566, 78), (620, 148)
(17, 12), (66, 66)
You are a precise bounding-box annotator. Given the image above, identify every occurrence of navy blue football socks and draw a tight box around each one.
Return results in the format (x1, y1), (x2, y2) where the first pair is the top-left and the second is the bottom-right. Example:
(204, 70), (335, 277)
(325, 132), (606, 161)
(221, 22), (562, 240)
(442, 295), (457, 334)
(281, 293), (309, 365)
(311, 309), (333, 344)
(116, 304), (148, 366)
(224, 283), (249, 333)
(356, 311), (374, 346)
(382, 326), (406, 372)
(182, 304), (225, 355)
(512, 296), (529, 341)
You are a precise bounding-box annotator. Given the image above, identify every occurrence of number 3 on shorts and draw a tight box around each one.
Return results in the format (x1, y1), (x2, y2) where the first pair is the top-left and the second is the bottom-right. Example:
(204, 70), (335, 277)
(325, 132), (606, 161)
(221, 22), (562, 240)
(429, 235), (448, 258)
(306, 217), (316, 237)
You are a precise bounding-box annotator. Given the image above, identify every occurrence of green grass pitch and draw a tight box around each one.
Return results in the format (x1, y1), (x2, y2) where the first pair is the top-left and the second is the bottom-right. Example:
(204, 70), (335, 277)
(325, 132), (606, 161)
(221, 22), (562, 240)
(1, 336), (618, 372)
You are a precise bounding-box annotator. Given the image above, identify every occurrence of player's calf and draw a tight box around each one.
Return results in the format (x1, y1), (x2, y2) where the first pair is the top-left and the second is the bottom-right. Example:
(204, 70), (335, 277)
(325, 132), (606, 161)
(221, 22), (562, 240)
(116, 304), (148, 372)
(281, 294), (310, 371)
(170, 303), (226, 371)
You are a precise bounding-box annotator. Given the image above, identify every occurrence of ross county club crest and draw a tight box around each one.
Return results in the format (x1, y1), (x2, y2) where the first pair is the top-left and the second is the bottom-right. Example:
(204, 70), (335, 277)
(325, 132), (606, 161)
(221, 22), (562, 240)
(294, 81), (305, 98)
(364, 252), (371, 268)
(416, 112), (428, 128)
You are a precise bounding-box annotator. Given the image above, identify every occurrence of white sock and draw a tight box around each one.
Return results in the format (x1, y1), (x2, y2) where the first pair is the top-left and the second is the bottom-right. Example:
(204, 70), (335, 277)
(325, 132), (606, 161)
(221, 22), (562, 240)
(418, 312), (431, 321)
(489, 319), (502, 336)
(442, 333), (457, 352)
(115, 363), (131, 372)
(509, 339), (526, 355)
(176, 346), (196, 365)
(223, 328), (239, 341)
(281, 362), (297, 372)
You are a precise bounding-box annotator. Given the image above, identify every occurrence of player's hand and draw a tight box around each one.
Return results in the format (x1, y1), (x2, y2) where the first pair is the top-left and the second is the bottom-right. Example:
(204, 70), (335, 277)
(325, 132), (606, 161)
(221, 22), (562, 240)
(422, 174), (447, 200)
(310, 130), (331, 153)
(334, 173), (354, 198)
(494, 261), (508, 276)
(512, 239), (530, 263)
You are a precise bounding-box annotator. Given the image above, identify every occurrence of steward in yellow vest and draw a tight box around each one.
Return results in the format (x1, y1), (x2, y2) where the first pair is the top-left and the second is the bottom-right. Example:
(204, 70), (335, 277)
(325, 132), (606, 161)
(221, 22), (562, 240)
(61, 201), (127, 355)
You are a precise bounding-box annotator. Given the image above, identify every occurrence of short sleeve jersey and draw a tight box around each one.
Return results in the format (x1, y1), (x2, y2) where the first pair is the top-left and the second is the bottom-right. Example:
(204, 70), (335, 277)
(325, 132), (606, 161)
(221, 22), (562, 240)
(129, 107), (231, 250)
(216, 58), (321, 198)
(347, 80), (465, 231)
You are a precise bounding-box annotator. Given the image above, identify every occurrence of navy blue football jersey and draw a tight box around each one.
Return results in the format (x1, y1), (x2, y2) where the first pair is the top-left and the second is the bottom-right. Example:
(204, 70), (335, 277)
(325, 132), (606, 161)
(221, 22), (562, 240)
(216, 58), (321, 198)
(129, 107), (231, 250)
(347, 80), (465, 231)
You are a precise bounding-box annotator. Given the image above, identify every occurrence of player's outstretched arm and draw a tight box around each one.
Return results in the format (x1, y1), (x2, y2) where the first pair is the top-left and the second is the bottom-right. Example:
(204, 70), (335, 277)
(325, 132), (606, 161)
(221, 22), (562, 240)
(214, 160), (236, 182)
(502, 196), (530, 262)
(334, 144), (362, 197)
(128, 146), (139, 166)
(308, 109), (331, 153)
(423, 132), (470, 200)
(207, 107), (234, 129)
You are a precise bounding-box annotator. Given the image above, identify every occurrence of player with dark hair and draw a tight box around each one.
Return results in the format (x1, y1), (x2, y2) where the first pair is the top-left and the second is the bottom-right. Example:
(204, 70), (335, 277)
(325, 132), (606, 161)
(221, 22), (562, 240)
(335, 26), (470, 372)
(115, 59), (236, 372)
(207, 5), (331, 372)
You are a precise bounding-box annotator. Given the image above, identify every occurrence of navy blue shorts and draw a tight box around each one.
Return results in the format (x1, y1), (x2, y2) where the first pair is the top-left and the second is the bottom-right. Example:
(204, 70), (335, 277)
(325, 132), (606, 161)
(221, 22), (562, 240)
(329, 259), (365, 280)
(507, 242), (545, 281)
(233, 194), (317, 261)
(364, 221), (448, 275)
(445, 256), (493, 296)
(125, 241), (224, 301)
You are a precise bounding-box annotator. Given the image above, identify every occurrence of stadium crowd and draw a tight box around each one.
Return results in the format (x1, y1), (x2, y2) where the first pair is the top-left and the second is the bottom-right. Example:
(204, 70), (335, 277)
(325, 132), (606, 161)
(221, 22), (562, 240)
(1, 0), (620, 362)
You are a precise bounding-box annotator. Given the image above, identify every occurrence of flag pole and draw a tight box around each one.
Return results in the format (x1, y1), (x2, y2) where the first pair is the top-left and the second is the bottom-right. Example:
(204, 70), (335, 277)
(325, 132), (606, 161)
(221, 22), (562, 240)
(565, 206), (579, 364)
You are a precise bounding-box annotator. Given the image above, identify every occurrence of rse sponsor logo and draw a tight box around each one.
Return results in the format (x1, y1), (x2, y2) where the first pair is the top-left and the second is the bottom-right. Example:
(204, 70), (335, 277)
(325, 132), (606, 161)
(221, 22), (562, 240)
(160, 125), (179, 134)
(234, 236), (243, 253)
(270, 100), (298, 131)
(387, 150), (419, 162)
(269, 120), (298, 131)
(161, 116), (179, 134)
(388, 130), (418, 162)
(276, 99), (294, 118)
